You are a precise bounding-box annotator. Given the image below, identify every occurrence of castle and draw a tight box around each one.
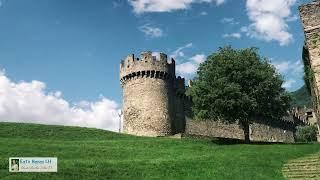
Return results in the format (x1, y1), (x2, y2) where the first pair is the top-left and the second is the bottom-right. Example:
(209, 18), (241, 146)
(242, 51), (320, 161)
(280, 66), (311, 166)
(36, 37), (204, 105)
(120, 52), (296, 142)
(120, 51), (188, 136)
(299, 1), (320, 141)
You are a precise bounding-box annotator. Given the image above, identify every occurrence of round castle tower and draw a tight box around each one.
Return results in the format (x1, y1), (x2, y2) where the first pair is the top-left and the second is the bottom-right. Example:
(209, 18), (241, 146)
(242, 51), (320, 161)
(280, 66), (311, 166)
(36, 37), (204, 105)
(120, 51), (176, 136)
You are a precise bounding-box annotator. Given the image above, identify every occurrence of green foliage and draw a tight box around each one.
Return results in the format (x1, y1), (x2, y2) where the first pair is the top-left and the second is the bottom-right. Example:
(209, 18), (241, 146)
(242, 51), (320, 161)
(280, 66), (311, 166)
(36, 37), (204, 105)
(0, 122), (320, 179)
(290, 85), (312, 108)
(302, 46), (313, 94)
(187, 46), (291, 124)
(295, 125), (318, 142)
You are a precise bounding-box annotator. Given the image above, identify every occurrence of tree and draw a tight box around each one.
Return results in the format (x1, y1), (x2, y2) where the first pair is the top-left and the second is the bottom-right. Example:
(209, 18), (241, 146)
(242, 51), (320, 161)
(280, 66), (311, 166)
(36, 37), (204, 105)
(295, 125), (318, 142)
(186, 46), (291, 143)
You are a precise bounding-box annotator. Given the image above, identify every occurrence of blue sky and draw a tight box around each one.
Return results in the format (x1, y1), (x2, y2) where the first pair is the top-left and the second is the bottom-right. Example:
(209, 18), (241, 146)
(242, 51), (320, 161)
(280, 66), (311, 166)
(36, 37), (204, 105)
(0, 0), (313, 130)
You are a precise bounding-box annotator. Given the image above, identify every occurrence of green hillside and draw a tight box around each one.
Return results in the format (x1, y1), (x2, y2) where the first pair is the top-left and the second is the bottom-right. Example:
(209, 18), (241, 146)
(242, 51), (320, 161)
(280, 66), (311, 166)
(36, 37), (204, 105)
(291, 85), (312, 108)
(0, 122), (320, 179)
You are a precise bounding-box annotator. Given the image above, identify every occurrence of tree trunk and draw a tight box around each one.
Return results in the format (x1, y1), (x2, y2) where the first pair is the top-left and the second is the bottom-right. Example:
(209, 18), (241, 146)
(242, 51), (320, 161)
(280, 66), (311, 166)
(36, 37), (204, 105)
(242, 121), (250, 144)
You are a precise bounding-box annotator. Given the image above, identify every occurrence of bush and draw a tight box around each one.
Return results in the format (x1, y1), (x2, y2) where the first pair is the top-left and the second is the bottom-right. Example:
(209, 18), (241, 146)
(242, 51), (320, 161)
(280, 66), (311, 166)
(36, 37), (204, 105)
(295, 125), (318, 142)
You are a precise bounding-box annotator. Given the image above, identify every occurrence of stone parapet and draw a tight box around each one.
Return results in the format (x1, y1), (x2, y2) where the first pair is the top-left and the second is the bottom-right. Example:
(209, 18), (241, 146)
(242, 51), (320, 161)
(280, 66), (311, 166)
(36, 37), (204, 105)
(185, 117), (295, 143)
(120, 52), (175, 85)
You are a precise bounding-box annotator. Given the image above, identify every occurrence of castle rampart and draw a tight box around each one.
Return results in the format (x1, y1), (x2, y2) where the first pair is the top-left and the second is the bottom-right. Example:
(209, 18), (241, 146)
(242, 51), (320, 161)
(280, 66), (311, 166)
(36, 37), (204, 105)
(299, 1), (320, 141)
(120, 52), (175, 84)
(120, 51), (296, 142)
(120, 52), (178, 136)
(185, 117), (295, 143)
(173, 76), (186, 133)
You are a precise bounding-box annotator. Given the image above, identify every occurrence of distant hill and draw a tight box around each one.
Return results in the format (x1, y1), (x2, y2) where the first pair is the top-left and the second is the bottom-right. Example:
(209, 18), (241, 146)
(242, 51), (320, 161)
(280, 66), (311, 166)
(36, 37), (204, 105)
(291, 85), (312, 108)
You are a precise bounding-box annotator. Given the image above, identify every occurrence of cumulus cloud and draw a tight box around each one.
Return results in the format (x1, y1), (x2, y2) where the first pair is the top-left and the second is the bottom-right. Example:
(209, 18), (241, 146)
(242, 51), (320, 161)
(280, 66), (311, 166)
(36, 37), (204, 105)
(272, 60), (303, 74)
(0, 70), (120, 131)
(176, 54), (206, 75)
(223, 33), (241, 39)
(139, 24), (163, 38)
(176, 62), (198, 75)
(243, 0), (297, 46)
(190, 54), (206, 64)
(128, 0), (226, 14)
(282, 79), (296, 89)
(271, 59), (303, 90)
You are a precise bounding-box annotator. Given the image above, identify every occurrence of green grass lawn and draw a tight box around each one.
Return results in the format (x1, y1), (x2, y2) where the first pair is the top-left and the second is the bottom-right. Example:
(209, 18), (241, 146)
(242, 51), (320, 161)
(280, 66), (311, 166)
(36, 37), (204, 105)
(0, 122), (319, 180)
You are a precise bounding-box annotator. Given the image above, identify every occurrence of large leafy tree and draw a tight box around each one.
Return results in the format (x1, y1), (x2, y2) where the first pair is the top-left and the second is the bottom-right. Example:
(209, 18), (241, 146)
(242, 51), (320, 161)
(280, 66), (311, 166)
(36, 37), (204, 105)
(187, 47), (291, 143)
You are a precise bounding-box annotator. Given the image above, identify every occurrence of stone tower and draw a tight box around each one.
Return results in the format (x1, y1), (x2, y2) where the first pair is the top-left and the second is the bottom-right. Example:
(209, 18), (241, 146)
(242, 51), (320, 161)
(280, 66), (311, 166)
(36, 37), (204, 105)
(299, 1), (320, 141)
(120, 51), (182, 136)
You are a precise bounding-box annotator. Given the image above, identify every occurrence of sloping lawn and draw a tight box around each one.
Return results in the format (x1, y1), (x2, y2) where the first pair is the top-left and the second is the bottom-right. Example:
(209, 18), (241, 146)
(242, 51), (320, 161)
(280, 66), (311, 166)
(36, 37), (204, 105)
(0, 122), (319, 179)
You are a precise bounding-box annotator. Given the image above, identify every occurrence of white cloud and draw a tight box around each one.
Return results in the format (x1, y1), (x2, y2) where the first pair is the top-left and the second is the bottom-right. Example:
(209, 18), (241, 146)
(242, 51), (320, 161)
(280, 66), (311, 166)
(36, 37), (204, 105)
(200, 11), (208, 16)
(139, 24), (163, 38)
(271, 59), (303, 90)
(286, 15), (299, 22)
(272, 60), (303, 74)
(221, 17), (239, 25)
(176, 62), (198, 75)
(176, 54), (206, 75)
(223, 33), (241, 39)
(244, 0), (297, 46)
(190, 54), (206, 64)
(215, 0), (225, 5)
(128, 0), (226, 14)
(0, 71), (120, 131)
(282, 79), (296, 89)
(170, 44), (205, 76)
(170, 43), (193, 59)
(272, 61), (290, 73)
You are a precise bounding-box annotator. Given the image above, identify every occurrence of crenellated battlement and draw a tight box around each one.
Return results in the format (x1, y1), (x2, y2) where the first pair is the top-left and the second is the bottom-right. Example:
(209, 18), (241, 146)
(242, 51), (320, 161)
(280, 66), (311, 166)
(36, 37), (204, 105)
(120, 52), (175, 85)
(175, 76), (186, 97)
(121, 51), (177, 136)
(120, 50), (295, 139)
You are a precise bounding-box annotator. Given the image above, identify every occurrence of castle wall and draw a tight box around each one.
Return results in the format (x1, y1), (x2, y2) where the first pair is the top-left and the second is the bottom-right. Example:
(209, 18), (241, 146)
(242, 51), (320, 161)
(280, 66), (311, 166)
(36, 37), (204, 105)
(185, 117), (295, 143)
(173, 95), (185, 133)
(299, 2), (320, 32)
(250, 122), (294, 143)
(121, 52), (176, 136)
(120, 51), (295, 142)
(123, 77), (174, 136)
(299, 2), (320, 141)
(173, 77), (186, 134)
(185, 117), (245, 139)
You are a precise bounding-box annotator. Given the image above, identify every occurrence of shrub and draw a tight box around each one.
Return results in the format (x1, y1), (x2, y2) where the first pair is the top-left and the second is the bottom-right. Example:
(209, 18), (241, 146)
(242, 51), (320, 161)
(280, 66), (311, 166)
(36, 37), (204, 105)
(295, 125), (318, 142)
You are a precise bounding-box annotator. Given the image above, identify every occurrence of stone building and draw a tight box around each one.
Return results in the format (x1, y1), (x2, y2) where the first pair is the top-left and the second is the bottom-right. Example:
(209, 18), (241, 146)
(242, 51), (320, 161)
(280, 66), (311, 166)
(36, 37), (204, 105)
(120, 51), (295, 142)
(299, 1), (320, 141)
(120, 52), (187, 136)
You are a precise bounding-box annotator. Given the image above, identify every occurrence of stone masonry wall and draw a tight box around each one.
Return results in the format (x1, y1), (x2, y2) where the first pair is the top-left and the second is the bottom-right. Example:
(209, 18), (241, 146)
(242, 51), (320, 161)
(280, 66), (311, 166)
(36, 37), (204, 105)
(185, 117), (245, 140)
(185, 117), (295, 143)
(120, 51), (295, 141)
(122, 77), (174, 136)
(173, 77), (187, 134)
(121, 52), (176, 137)
(299, 2), (320, 140)
(250, 122), (294, 143)
(299, 2), (320, 32)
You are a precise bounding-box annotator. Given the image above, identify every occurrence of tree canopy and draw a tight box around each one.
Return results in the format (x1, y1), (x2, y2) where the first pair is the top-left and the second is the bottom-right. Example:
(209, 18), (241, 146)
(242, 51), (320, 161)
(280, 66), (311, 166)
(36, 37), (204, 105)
(186, 47), (292, 142)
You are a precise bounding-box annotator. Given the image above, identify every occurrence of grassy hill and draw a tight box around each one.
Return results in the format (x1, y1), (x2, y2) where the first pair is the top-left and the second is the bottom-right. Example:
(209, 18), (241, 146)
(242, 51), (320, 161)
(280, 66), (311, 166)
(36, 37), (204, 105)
(291, 85), (312, 108)
(0, 122), (320, 179)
